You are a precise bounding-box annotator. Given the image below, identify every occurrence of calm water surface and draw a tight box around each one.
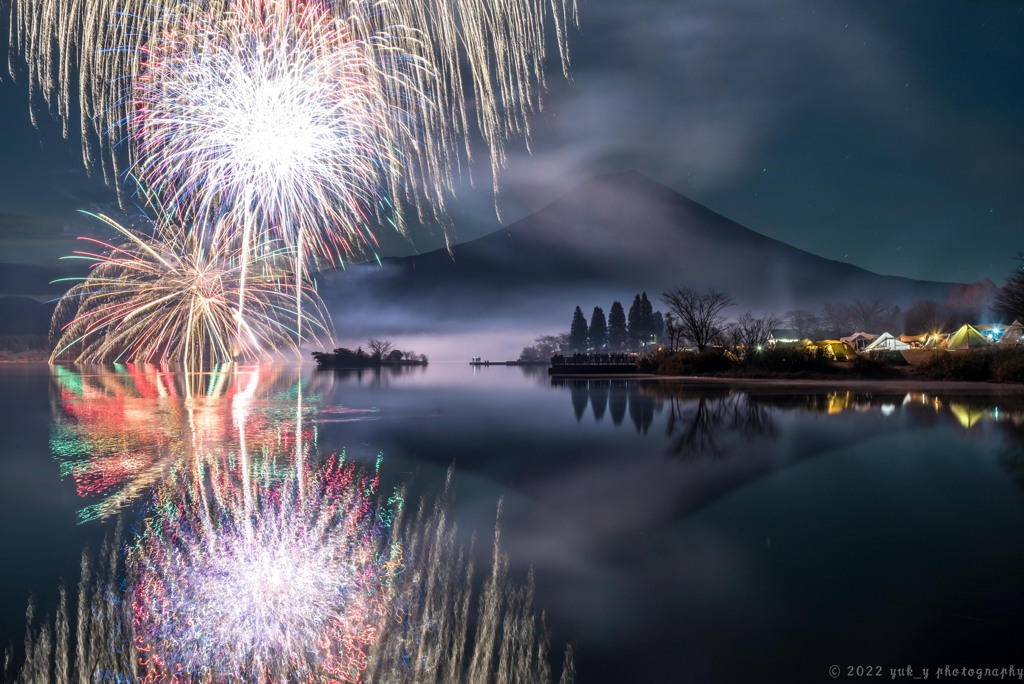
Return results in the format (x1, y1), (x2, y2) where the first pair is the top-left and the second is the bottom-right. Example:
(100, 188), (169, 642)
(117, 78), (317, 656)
(2, 362), (1024, 682)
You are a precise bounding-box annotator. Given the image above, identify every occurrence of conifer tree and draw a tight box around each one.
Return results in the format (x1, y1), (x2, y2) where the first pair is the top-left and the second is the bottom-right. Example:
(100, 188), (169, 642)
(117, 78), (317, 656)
(609, 301), (627, 351)
(652, 311), (665, 345)
(589, 306), (608, 350)
(639, 292), (654, 347)
(627, 294), (643, 350)
(569, 306), (589, 352)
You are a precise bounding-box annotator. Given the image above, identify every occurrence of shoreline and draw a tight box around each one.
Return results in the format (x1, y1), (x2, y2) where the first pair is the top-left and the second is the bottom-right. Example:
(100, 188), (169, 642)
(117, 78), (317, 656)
(6, 355), (1022, 393)
(0, 351), (49, 364)
(548, 371), (1024, 393)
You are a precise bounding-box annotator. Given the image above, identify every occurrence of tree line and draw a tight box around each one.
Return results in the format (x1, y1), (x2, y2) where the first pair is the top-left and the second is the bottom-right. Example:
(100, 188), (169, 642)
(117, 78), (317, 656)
(519, 258), (1024, 362)
(312, 337), (428, 368)
(520, 292), (668, 360)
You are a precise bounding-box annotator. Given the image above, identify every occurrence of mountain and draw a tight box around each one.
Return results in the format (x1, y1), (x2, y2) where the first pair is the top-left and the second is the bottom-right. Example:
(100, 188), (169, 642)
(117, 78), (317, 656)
(318, 171), (958, 348)
(3, 172), (960, 352)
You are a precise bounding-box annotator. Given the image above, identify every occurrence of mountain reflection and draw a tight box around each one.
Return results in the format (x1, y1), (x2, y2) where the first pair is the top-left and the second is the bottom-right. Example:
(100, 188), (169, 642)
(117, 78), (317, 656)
(14, 365), (571, 683)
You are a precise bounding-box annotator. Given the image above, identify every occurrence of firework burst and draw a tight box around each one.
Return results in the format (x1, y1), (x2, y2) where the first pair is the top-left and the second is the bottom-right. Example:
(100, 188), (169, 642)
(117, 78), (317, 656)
(9, 0), (576, 362)
(130, 451), (403, 683)
(8, 0), (577, 232)
(133, 0), (404, 264)
(49, 211), (332, 366)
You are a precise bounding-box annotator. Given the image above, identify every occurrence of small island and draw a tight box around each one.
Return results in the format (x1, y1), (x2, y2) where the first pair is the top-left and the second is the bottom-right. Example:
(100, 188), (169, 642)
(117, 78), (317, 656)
(311, 338), (428, 369)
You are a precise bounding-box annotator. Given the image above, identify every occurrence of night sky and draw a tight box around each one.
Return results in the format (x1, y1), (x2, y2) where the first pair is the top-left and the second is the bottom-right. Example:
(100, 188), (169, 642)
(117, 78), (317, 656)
(1, 0), (1022, 288)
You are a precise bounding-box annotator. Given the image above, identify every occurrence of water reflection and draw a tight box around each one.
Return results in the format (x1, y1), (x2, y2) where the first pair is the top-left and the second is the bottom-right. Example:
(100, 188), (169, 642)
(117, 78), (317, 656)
(12, 365), (571, 683)
(320, 363), (429, 388)
(552, 378), (664, 433)
(553, 377), (1024, 463)
(48, 364), (325, 523)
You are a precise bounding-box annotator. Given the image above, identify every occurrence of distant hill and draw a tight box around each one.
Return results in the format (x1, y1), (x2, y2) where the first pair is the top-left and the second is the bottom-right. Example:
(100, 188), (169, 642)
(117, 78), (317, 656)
(318, 171), (958, 342)
(0, 262), (71, 298)
(0, 296), (55, 336)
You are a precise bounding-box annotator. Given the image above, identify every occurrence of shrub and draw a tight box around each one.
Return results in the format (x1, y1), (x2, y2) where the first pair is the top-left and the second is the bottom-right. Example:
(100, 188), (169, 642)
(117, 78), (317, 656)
(745, 346), (832, 374)
(646, 349), (733, 376)
(916, 351), (992, 381)
(993, 348), (1024, 383)
(850, 355), (899, 378)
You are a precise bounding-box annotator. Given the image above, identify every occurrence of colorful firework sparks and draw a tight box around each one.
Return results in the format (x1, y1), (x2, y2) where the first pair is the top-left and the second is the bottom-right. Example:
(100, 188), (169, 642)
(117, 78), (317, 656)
(14, 463), (574, 684)
(49, 210), (332, 365)
(133, 0), (402, 264)
(130, 450), (403, 683)
(49, 364), (330, 523)
(9, 0), (576, 362)
(8, 0), (577, 230)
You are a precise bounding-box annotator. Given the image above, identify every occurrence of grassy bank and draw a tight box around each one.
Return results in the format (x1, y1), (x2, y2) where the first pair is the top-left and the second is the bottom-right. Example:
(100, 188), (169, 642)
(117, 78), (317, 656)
(639, 347), (1024, 383)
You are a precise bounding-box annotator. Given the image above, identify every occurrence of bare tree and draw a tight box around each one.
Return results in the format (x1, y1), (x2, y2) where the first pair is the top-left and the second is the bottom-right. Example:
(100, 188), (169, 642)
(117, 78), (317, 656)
(367, 337), (395, 359)
(732, 311), (782, 355)
(518, 334), (569, 362)
(994, 254), (1024, 322)
(785, 309), (821, 340)
(848, 299), (899, 332)
(660, 288), (735, 351)
(819, 302), (855, 339)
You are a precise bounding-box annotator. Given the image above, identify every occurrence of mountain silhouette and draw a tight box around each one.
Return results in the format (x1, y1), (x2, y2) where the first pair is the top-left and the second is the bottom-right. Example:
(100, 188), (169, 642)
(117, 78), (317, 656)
(1, 172), (961, 345)
(319, 171), (957, 340)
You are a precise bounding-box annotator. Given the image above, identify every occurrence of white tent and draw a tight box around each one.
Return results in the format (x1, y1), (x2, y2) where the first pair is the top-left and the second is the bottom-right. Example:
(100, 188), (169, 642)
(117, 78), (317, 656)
(863, 332), (911, 352)
(997, 320), (1023, 346)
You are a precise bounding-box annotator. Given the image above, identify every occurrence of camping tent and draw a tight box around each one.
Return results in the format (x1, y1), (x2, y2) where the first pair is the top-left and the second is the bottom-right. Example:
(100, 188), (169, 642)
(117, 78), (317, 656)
(997, 320), (1023, 346)
(814, 340), (858, 361)
(863, 332), (911, 352)
(840, 332), (879, 351)
(944, 324), (992, 351)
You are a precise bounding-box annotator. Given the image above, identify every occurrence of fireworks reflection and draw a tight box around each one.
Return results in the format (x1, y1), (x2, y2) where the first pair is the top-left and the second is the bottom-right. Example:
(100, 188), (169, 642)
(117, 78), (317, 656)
(11, 365), (571, 682)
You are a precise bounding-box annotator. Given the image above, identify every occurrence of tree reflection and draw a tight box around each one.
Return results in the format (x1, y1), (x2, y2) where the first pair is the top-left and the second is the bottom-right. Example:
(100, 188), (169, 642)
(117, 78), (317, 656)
(320, 363), (428, 389)
(553, 377), (1024, 465)
(552, 378), (663, 433)
(656, 389), (775, 460)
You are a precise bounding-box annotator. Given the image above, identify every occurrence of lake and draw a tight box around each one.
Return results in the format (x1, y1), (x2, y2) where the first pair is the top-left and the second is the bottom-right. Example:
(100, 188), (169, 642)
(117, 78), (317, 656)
(2, 362), (1024, 683)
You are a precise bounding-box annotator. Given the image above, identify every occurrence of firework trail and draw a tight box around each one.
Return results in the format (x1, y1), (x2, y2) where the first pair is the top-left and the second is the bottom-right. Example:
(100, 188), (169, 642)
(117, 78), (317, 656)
(49, 210), (332, 366)
(8, 0), (575, 362)
(7, 0), (577, 234)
